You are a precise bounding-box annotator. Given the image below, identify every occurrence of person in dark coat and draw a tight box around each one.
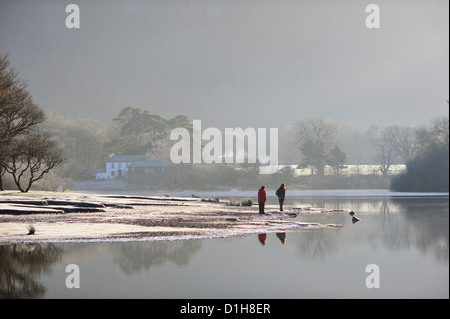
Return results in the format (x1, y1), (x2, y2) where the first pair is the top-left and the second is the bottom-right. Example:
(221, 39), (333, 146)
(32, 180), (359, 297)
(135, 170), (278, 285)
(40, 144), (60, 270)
(258, 186), (266, 214)
(276, 183), (286, 211)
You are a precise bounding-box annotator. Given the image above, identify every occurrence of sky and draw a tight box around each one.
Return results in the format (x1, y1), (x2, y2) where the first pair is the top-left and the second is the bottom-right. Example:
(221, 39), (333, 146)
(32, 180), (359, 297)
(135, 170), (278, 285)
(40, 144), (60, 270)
(0, 0), (448, 130)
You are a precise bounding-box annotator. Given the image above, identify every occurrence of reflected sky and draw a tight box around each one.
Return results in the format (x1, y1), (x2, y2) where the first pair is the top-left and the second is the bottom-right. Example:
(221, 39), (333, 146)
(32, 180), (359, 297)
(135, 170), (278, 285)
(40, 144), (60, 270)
(0, 196), (448, 298)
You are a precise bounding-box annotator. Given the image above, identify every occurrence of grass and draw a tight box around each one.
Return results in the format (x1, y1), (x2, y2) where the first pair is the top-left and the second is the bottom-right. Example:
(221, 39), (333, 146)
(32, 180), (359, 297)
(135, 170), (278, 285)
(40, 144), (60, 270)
(27, 225), (36, 235)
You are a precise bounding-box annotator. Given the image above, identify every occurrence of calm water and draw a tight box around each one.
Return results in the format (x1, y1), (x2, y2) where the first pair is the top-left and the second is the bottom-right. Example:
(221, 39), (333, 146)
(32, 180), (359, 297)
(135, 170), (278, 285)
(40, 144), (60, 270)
(1, 193), (448, 299)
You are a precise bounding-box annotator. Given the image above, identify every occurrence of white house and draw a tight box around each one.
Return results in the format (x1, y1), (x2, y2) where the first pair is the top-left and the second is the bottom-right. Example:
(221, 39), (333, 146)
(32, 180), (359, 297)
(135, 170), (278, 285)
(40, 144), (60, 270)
(96, 154), (144, 179)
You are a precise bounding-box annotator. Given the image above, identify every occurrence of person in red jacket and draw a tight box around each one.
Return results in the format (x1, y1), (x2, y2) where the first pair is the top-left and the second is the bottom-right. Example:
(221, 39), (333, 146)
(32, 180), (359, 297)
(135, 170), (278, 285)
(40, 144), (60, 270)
(258, 186), (266, 214)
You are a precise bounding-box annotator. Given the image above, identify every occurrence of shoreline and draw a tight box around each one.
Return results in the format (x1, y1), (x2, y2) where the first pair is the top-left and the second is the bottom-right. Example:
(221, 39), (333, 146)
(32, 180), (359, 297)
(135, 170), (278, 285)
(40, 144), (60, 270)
(0, 191), (342, 244)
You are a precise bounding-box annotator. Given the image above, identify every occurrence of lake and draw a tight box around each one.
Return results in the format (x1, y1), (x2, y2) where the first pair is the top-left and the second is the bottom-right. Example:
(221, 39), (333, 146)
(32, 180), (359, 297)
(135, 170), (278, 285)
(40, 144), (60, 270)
(0, 191), (448, 299)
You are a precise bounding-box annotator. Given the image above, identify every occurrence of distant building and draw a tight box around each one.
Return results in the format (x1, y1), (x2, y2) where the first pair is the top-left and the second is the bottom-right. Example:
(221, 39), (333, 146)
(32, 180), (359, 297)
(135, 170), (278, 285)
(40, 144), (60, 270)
(127, 160), (168, 185)
(95, 154), (144, 179)
(86, 168), (106, 179)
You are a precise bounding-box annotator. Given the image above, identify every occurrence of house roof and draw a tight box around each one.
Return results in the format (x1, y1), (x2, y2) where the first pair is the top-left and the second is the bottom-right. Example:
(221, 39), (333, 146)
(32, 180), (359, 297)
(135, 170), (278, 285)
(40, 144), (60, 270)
(107, 155), (143, 163)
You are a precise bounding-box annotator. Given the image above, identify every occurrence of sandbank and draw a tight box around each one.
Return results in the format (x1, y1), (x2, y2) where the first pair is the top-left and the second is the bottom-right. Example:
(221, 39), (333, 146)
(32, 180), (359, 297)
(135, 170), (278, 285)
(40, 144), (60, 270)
(0, 191), (342, 244)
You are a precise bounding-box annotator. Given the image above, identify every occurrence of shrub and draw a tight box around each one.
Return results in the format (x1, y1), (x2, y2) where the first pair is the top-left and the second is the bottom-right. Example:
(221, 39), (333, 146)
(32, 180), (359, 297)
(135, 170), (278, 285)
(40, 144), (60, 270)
(241, 198), (253, 206)
(391, 145), (449, 192)
(227, 198), (241, 206)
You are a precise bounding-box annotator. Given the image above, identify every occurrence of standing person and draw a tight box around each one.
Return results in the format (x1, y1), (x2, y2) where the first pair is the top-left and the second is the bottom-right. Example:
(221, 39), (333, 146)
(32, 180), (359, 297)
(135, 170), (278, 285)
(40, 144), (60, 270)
(276, 183), (286, 211)
(258, 186), (266, 214)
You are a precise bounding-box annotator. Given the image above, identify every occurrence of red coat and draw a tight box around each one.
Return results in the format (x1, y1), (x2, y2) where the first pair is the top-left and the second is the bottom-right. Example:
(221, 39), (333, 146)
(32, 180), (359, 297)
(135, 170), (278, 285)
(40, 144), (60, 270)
(258, 188), (266, 202)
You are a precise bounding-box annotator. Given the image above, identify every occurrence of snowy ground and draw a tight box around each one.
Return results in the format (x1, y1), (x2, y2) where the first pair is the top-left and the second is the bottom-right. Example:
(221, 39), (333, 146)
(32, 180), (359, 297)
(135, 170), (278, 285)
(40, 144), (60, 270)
(0, 191), (342, 244)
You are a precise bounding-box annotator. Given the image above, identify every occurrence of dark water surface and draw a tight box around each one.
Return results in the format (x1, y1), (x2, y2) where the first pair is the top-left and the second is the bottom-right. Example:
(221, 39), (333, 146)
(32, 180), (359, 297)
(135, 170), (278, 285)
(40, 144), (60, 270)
(1, 194), (448, 299)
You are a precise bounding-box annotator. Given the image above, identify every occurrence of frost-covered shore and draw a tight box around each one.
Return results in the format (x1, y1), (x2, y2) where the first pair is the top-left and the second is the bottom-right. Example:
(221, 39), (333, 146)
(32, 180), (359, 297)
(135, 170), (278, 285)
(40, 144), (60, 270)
(0, 191), (341, 244)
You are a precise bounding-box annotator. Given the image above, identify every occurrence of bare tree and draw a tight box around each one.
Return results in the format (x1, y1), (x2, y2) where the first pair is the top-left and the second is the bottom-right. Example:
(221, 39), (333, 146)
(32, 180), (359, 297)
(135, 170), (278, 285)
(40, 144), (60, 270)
(295, 118), (337, 145)
(375, 131), (396, 176)
(1, 53), (63, 191)
(4, 132), (65, 192)
(416, 116), (449, 150)
(295, 118), (339, 176)
(1, 54), (46, 190)
(0, 54), (45, 140)
(374, 125), (420, 176)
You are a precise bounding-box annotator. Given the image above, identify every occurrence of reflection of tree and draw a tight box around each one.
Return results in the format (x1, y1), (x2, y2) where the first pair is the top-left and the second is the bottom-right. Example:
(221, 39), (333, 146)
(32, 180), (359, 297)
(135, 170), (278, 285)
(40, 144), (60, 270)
(380, 212), (413, 251)
(112, 240), (202, 275)
(0, 244), (62, 298)
(291, 230), (340, 260)
(289, 197), (448, 264)
(386, 198), (449, 263)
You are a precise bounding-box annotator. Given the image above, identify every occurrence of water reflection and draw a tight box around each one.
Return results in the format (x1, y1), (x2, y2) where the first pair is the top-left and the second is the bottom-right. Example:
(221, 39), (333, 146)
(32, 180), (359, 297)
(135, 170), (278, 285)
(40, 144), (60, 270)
(258, 233), (266, 246)
(0, 196), (447, 298)
(289, 197), (449, 263)
(289, 227), (340, 260)
(0, 244), (63, 298)
(111, 240), (202, 275)
(258, 233), (287, 246)
(276, 233), (286, 244)
(388, 198), (449, 262)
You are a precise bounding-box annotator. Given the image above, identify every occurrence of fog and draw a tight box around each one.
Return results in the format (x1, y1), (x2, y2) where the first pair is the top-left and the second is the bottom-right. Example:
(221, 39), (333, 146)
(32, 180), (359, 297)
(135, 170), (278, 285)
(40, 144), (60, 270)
(0, 0), (448, 130)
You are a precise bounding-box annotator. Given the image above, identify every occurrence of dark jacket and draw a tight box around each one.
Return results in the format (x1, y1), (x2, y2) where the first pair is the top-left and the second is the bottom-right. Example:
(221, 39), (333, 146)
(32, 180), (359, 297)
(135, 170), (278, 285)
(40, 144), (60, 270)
(276, 187), (286, 199)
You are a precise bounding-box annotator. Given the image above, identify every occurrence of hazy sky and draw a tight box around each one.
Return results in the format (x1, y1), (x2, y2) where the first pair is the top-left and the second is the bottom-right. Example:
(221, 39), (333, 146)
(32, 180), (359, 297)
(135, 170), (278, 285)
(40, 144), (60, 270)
(1, 0), (448, 129)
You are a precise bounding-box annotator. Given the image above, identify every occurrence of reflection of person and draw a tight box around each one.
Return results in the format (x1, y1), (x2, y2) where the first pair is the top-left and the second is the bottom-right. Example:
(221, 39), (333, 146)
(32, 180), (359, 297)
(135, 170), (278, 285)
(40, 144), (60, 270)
(276, 232), (286, 244)
(258, 186), (266, 214)
(275, 183), (286, 211)
(258, 233), (267, 245)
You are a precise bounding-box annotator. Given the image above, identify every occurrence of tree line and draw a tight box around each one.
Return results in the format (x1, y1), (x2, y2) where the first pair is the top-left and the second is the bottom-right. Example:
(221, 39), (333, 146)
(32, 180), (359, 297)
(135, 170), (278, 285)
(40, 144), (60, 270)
(95, 107), (448, 192)
(292, 118), (447, 177)
(390, 115), (449, 192)
(1, 53), (448, 192)
(104, 106), (193, 157)
(291, 116), (448, 192)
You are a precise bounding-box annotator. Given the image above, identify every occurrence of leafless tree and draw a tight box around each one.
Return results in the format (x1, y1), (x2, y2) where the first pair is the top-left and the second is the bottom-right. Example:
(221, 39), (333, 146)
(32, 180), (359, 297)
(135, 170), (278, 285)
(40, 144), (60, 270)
(375, 128), (397, 176)
(416, 116), (449, 150)
(374, 125), (420, 176)
(0, 54), (45, 140)
(294, 118), (339, 176)
(1, 53), (63, 191)
(295, 118), (337, 146)
(4, 132), (65, 192)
